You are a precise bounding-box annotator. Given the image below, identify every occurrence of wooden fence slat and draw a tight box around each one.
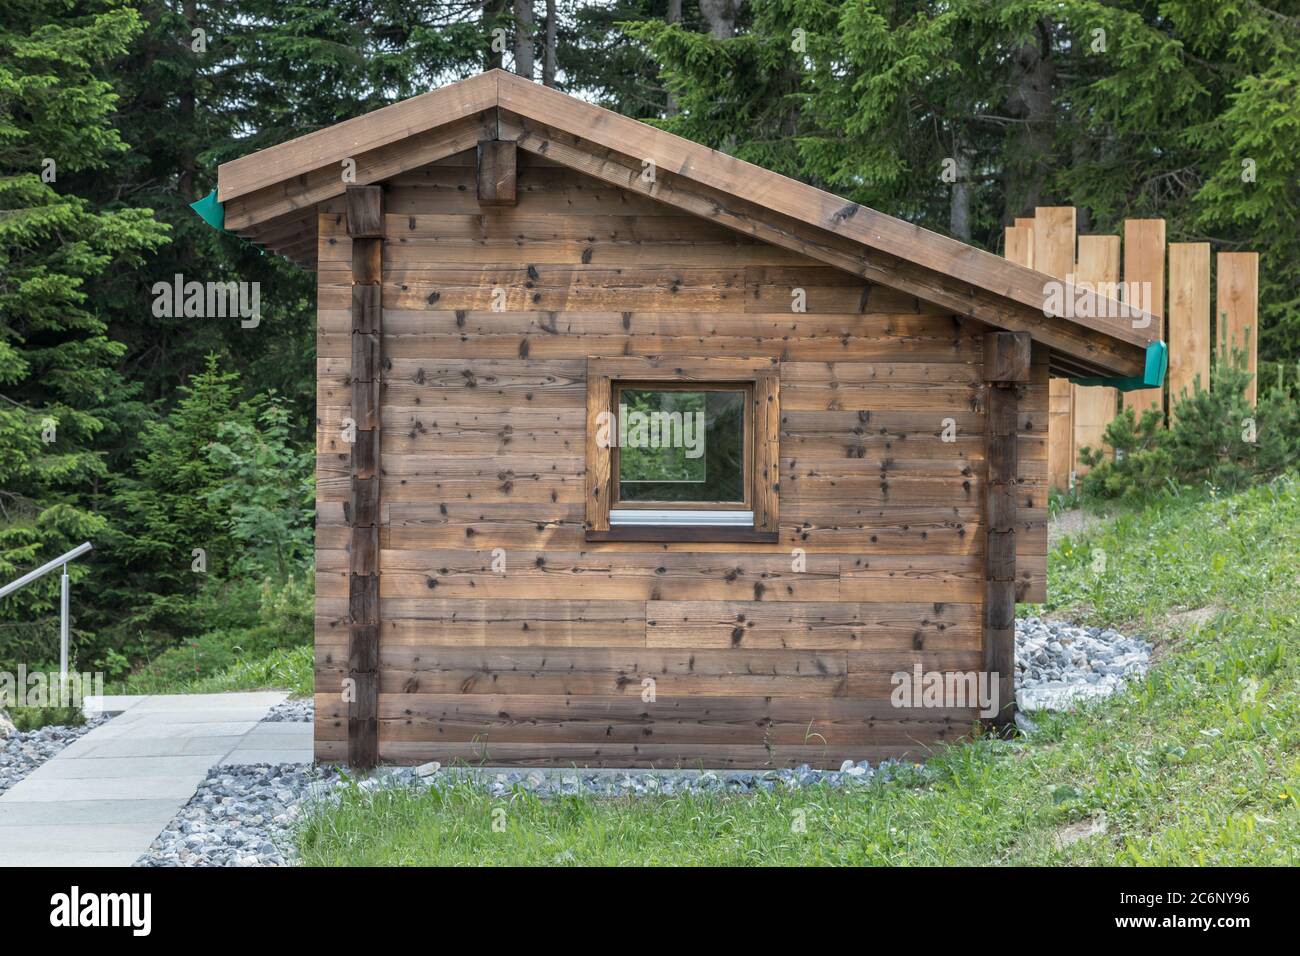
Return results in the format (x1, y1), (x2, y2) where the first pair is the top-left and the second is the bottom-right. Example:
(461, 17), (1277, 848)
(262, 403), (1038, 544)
(1122, 219), (1166, 418)
(1032, 207), (1076, 284)
(1217, 252), (1260, 406)
(1004, 225), (1034, 269)
(1047, 379), (1074, 493)
(1033, 208), (1076, 493)
(1167, 242), (1211, 419)
(1072, 235), (1121, 474)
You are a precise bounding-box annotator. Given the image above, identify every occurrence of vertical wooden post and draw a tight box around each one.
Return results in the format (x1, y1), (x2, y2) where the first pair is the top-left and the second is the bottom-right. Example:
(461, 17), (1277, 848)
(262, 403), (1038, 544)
(1217, 252), (1259, 406)
(1122, 219), (1166, 418)
(1033, 207), (1076, 493)
(346, 184), (383, 768)
(1167, 242), (1211, 420)
(1072, 235), (1121, 475)
(984, 331), (1031, 731)
(477, 140), (518, 206)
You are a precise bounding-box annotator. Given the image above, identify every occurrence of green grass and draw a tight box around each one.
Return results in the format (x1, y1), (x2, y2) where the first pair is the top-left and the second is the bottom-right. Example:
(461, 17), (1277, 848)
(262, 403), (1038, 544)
(111, 642), (313, 698)
(297, 476), (1300, 866)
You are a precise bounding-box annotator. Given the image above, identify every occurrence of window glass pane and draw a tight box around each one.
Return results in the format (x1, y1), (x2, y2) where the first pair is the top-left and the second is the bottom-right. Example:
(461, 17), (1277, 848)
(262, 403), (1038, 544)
(617, 388), (745, 503)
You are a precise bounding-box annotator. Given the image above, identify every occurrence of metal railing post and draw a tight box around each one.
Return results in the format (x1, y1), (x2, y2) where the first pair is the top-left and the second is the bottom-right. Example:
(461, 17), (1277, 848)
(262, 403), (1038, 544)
(60, 564), (70, 683)
(0, 542), (92, 689)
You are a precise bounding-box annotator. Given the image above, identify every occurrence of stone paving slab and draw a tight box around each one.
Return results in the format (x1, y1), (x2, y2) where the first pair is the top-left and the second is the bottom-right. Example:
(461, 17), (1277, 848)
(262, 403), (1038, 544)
(62, 735), (249, 758)
(121, 692), (286, 713)
(219, 748), (314, 766)
(234, 725), (313, 745)
(24, 754), (219, 780)
(3, 774), (211, 803)
(0, 799), (181, 827)
(2, 823), (169, 853)
(108, 707), (275, 725)
(1, 849), (142, 867)
(0, 691), (297, 867)
(81, 695), (147, 716)
(219, 722), (314, 765)
(84, 719), (260, 741)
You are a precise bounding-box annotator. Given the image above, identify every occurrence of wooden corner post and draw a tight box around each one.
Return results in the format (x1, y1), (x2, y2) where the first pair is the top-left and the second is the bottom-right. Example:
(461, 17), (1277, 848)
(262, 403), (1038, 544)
(983, 331), (1031, 732)
(346, 184), (383, 767)
(477, 139), (518, 206)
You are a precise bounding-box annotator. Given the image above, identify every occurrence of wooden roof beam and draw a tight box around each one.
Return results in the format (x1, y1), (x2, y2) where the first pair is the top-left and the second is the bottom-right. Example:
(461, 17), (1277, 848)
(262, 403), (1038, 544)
(497, 110), (1146, 379)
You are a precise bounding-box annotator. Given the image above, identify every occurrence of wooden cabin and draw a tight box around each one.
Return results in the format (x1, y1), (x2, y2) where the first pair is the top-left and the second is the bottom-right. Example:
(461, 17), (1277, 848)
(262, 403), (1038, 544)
(215, 70), (1158, 769)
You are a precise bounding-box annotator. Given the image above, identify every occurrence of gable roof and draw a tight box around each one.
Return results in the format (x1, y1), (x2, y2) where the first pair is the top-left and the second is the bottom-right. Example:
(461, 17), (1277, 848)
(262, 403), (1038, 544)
(216, 69), (1156, 377)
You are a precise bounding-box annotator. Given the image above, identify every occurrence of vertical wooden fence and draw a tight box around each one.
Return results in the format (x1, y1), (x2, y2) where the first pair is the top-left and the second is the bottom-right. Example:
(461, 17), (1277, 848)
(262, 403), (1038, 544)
(1005, 208), (1260, 492)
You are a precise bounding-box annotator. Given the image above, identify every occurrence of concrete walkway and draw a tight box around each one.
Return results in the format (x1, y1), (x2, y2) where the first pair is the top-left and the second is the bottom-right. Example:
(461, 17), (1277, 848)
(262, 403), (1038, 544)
(0, 692), (313, 867)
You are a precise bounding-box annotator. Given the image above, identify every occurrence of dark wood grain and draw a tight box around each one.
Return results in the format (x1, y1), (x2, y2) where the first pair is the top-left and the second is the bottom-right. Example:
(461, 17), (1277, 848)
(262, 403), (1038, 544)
(982, 332), (1029, 730)
(477, 139), (518, 206)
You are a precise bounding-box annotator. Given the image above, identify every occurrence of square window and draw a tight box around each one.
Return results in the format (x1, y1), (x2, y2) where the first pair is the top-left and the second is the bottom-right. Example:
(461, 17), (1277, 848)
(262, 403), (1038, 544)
(613, 385), (749, 506)
(585, 357), (780, 542)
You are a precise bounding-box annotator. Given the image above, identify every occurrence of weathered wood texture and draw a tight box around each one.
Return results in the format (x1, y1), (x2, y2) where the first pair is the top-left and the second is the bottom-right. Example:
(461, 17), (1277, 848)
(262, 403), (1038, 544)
(477, 140), (517, 206)
(1167, 242), (1211, 418)
(1216, 252), (1259, 406)
(982, 331), (1030, 730)
(346, 185), (383, 768)
(1072, 236), (1121, 476)
(1034, 208), (1076, 494)
(314, 152), (1047, 767)
(1122, 219), (1166, 417)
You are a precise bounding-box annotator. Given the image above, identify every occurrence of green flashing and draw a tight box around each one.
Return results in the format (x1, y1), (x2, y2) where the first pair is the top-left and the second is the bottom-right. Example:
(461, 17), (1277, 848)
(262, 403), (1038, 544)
(189, 189), (226, 231)
(1071, 340), (1168, 392)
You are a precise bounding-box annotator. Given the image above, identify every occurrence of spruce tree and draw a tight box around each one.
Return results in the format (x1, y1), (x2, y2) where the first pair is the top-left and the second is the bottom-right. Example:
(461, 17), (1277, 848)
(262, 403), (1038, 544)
(0, 1), (167, 670)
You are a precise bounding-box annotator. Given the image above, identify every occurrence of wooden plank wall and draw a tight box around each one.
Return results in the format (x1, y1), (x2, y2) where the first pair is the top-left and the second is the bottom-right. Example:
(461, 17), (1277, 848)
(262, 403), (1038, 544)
(312, 150), (1047, 768)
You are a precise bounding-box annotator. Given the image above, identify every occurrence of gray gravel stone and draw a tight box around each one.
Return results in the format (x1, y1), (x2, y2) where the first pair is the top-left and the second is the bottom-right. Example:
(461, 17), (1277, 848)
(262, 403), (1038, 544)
(135, 763), (343, 867)
(1015, 616), (1151, 711)
(0, 714), (110, 796)
(261, 698), (313, 723)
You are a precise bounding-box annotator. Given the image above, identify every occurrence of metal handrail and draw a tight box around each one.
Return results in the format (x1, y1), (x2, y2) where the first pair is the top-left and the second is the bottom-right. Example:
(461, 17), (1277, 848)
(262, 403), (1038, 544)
(0, 541), (93, 679)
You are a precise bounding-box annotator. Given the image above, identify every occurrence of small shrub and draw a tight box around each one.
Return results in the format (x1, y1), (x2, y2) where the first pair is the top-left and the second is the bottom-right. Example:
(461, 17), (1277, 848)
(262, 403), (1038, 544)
(1078, 347), (1300, 501)
(9, 705), (84, 732)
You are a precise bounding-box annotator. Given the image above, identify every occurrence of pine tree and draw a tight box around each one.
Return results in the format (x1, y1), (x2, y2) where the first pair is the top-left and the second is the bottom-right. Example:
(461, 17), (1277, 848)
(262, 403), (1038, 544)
(630, 0), (1300, 360)
(0, 0), (168, 670)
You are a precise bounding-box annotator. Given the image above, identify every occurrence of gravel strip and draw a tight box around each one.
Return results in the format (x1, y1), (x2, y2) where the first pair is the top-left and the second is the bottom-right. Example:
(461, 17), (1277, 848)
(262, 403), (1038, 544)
(0, 714), (111, 796)
(135, 763), (342, 867)
(139, 616), (1154, 865)
(261, 698), (313, 723)
(374, 757), (921, 798)
(1016, 616), (1151, 711)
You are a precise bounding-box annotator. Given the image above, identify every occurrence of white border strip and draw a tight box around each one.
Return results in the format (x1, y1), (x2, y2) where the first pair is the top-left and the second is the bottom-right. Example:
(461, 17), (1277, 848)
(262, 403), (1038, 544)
(610, 509), (754, 527)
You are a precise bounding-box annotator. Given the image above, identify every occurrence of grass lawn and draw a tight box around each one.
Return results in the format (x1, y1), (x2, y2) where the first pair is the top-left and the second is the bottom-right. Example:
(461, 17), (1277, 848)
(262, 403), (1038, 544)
(297, 477), (1300, 866)
(110, 643), (313, 698)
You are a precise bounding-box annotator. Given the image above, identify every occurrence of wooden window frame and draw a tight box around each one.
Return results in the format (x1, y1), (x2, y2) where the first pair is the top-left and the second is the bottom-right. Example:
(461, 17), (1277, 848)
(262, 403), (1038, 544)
(585, 356), (779, 543)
